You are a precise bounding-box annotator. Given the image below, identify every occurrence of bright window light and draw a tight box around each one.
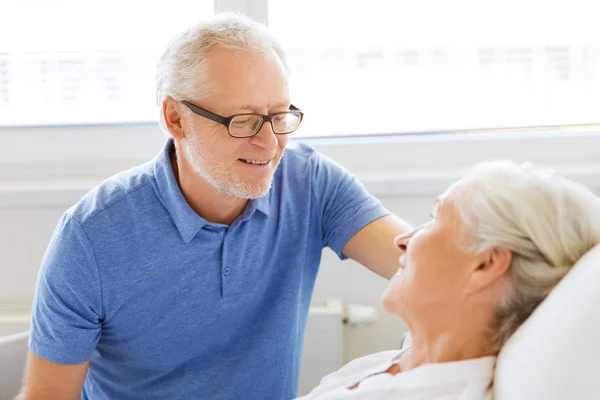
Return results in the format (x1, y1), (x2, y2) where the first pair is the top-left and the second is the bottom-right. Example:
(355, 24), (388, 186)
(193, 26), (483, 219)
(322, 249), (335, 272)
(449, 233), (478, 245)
(0, 0), (213, 126)
(269, 0), (600, 137)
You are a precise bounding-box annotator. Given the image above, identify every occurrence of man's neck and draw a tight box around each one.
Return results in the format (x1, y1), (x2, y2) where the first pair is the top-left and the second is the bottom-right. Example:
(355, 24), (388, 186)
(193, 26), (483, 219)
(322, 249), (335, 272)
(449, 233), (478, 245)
(170, 150), (247, 226)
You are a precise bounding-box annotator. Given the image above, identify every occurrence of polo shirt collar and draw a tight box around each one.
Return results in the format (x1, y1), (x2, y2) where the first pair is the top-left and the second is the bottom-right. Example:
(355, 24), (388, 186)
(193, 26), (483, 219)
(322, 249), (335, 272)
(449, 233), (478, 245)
(250, 189), (270, 218)
(152, 139), (270, 243)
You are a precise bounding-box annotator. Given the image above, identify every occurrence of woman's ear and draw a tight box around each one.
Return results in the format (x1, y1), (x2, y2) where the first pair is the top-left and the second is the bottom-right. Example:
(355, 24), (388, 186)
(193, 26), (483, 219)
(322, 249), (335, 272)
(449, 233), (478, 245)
(465, 247), (512, 295)
(163, 97), (185, 140)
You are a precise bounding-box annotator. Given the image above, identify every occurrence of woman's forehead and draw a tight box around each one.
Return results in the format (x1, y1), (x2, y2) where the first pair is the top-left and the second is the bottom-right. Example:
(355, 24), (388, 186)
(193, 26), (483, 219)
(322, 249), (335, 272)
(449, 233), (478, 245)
(441, 179), (474, 204)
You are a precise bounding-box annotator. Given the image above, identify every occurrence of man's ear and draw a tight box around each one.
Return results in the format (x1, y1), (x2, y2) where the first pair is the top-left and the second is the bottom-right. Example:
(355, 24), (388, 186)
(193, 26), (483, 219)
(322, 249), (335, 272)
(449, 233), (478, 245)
(465, 247), (512, 295)
(163, 97), (185, 140)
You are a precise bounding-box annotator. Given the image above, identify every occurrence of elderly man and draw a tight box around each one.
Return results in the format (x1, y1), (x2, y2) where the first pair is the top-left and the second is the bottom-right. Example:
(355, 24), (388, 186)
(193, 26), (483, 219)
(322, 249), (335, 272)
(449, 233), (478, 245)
(19, 13), (410, 400)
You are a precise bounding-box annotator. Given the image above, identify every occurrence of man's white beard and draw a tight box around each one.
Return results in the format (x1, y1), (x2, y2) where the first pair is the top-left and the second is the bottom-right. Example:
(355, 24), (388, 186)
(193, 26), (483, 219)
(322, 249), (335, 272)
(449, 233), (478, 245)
(182, 133), (281, 199)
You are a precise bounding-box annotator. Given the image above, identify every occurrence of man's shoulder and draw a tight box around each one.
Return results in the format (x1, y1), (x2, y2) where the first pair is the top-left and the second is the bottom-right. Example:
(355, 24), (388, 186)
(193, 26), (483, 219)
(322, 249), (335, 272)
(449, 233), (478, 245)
(66, 160), (157, 228)
(282, 140), (318, 164)
(280, 140), (350, 187)
(281, 140), (338, 172)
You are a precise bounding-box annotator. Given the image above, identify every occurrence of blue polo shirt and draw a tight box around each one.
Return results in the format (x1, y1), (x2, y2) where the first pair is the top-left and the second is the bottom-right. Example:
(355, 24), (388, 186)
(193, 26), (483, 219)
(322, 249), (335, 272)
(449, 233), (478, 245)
(30, 139), (389, 400)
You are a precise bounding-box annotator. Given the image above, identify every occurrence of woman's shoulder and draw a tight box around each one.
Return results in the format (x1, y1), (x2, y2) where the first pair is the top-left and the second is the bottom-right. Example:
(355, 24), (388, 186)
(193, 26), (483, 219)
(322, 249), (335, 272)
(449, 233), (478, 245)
(296, 350), (400, 399)
(342, 350), (401, 371)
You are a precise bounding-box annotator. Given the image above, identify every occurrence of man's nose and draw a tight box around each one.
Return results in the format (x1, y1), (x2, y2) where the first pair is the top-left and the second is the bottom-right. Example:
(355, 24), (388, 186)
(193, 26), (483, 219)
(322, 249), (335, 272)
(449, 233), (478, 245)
(250, 121), (278, 151)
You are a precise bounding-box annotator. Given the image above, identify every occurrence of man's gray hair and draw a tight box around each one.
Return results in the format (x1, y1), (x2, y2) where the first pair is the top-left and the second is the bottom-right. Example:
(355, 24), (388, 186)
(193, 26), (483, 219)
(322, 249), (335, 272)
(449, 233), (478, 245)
(155, 13), (288, 133)
(456, 161), (600, 350)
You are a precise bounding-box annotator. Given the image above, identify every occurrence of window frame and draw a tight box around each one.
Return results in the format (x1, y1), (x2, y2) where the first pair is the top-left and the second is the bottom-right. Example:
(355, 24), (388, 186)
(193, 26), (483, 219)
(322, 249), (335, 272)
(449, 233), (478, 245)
(1, 122), (599, 189)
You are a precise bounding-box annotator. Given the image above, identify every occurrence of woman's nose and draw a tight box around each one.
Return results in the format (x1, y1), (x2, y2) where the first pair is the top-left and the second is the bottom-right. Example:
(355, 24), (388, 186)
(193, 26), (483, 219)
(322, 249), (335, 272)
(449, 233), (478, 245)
(393, 232), (412, 252)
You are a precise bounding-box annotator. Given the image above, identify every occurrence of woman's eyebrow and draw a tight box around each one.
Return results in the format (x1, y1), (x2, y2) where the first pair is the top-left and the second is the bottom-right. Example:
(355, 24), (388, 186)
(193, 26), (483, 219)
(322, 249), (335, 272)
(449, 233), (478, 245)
(431, 196), (446, 218)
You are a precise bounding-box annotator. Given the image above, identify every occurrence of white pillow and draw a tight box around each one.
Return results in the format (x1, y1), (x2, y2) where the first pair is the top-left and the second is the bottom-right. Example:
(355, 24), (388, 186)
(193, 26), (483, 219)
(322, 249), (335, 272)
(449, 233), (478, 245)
(495, 245), (600, 399)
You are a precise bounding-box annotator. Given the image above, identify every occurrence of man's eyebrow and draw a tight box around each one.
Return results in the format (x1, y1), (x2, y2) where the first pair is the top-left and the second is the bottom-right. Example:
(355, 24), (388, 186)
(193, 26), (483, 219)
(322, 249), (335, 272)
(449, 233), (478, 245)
(230, 102), (290, 113)
(230, 104), (256, 112)
(270, 101), (291, 109)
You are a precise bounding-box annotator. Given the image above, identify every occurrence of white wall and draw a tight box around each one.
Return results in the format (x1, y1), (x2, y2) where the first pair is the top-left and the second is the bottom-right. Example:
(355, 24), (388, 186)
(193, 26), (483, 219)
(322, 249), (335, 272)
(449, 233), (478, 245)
(0, 205), (65, 315)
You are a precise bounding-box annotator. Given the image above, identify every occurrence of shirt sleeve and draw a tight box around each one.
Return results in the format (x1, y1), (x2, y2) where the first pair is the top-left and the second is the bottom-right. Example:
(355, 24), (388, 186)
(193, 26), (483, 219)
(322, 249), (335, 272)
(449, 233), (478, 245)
(311, 151), (390, 259)
(29, 213), (103, 364)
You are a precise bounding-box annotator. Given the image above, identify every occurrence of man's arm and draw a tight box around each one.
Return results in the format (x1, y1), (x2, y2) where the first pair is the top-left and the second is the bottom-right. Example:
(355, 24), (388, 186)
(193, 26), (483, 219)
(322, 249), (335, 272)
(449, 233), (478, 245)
(308, 149), (412, 278)
(17, 351), (89, 400)
(342, 214), (412, 279)
(22, 214), (101, 399)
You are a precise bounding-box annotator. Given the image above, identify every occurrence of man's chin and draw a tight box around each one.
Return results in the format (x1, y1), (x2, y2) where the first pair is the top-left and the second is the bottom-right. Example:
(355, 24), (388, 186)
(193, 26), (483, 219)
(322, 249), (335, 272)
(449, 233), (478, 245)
(243, 190), (269, 200)
(219, 180), (272, 199)
(246, 183), (272, 199)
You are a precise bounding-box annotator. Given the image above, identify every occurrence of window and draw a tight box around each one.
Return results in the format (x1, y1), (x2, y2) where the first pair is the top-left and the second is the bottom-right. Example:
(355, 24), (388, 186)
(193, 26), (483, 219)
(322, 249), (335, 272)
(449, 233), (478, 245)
(1, 0), (599, 139)
(269, 0), (600, 137)
(0, 0), (598, 188)
(0, 0), (213, 126)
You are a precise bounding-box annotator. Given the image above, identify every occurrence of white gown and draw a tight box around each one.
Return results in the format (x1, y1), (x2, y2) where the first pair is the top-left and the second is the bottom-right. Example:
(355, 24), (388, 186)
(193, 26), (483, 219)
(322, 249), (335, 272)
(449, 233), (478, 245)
(296, 348), (495, 400)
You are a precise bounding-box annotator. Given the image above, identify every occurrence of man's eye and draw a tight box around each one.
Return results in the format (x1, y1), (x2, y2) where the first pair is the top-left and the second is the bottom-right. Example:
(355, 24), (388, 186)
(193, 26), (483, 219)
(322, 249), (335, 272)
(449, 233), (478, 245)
(233, 118), (251, 125)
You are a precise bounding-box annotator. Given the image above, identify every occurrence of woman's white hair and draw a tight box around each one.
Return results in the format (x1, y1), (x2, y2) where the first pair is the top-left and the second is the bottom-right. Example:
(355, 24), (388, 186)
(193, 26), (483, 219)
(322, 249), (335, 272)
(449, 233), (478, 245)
(455, 160), (600, 350)
(155, 12), (288, 133)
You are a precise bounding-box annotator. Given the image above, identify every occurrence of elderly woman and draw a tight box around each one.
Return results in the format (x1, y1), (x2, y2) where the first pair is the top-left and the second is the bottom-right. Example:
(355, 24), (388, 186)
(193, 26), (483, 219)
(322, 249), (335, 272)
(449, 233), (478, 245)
(297, 160), (600, 400)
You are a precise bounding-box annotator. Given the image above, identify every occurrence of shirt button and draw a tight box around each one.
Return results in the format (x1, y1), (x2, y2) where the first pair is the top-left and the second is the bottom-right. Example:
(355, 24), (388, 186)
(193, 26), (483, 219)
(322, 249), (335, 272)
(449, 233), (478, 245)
(223, 267), (232, 276)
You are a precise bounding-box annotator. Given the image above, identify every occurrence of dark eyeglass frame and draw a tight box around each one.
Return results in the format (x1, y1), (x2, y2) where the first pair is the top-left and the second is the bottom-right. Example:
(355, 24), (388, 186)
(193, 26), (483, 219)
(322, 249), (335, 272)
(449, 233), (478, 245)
(180, 100), (304, 138)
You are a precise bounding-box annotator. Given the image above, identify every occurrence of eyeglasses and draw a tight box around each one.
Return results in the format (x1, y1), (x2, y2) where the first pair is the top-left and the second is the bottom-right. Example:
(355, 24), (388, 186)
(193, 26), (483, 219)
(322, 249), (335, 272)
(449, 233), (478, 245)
(180, 100), (304, 138)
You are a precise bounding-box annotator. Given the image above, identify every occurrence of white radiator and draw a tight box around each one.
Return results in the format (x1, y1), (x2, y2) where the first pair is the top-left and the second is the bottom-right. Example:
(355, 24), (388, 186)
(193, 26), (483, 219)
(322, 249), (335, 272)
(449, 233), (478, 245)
(298, 298), (378, 396)
(298, 298), (346, 396)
